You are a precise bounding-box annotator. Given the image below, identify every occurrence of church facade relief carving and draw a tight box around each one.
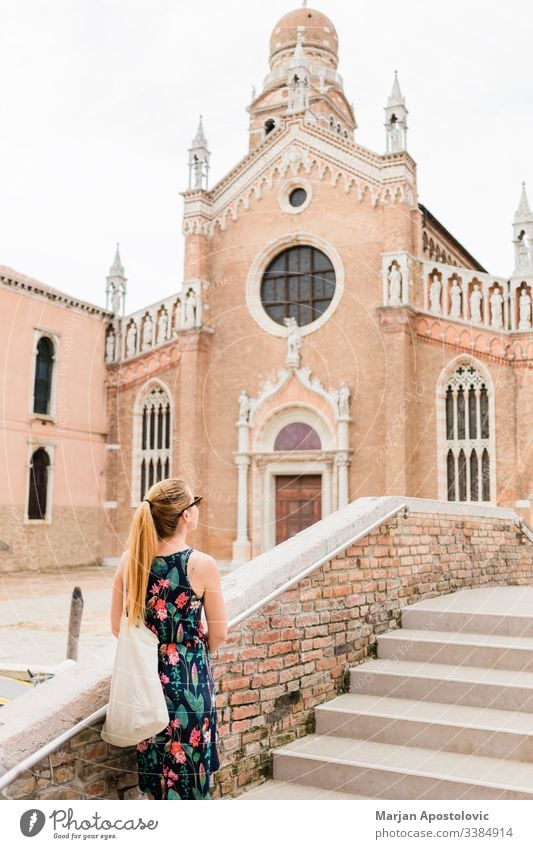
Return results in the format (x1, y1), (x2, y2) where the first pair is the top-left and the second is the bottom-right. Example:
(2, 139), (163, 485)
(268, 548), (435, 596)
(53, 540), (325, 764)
(232, 324), (352, 562)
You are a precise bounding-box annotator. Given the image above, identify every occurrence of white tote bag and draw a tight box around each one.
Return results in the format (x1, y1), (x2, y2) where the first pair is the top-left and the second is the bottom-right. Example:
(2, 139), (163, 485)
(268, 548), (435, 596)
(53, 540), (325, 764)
(101, 566), (169, 747)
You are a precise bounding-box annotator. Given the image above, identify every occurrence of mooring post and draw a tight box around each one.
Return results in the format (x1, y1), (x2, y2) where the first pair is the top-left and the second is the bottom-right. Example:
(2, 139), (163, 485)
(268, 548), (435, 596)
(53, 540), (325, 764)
(66, 586), (84, 661)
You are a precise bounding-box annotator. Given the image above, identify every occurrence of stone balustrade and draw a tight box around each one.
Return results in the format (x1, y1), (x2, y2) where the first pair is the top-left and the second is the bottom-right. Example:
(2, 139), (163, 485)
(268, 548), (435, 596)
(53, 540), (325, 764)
(382, 255), (533, 334)
(105, 280), (204, 363)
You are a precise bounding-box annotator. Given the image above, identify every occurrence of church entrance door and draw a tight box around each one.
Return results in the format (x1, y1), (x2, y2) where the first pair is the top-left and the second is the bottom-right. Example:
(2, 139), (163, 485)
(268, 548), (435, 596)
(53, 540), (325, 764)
(275, 474), (322, 545)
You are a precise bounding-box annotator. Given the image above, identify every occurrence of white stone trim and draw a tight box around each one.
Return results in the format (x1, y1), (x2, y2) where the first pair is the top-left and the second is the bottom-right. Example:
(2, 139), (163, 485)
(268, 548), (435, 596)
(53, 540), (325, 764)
(246, 232), (345, 338)
(253, 403), (335, 452)
(28, 328), (60, 421)
(278, 177), (313, 215)
(130, 378), (173, 508)
(435, 354), (497, 504)
(103, 501), (118, 509)
(105, 444), (121, 450)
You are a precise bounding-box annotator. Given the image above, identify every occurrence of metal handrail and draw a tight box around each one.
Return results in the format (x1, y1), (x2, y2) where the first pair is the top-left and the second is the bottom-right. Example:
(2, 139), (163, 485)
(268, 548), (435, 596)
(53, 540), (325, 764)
(0, 501), (410, 793)
(517, 517), (533, 546)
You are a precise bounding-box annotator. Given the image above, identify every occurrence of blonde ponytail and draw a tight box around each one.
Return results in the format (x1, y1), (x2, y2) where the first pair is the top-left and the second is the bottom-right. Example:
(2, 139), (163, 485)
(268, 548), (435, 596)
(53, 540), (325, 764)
(124, 478), (194, 627)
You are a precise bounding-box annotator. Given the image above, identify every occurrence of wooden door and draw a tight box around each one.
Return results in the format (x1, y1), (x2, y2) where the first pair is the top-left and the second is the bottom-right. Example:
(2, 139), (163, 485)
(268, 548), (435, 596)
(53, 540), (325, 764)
(275, 475), (322, 545)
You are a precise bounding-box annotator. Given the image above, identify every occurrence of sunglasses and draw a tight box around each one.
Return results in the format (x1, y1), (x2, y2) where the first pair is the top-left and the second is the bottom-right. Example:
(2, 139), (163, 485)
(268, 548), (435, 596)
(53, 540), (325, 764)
(177, 495), (203, 516)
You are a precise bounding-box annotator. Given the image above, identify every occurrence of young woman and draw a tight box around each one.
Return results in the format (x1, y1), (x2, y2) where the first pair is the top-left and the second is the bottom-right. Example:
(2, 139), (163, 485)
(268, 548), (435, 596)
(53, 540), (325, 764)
(109, 478), (228, 800)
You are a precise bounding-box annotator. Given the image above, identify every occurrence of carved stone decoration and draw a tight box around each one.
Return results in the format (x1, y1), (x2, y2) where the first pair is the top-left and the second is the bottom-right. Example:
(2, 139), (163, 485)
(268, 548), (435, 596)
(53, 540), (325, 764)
(172, 298), (183, 334)
(284, 316), (301, 370)
(184, 287), (200, 328)
(141, 314), (154, 350)
(449, 279), (462, 319)
(105, 327), (116, 363)
(382, 252), (411, 307)
(238, 389), (251, 424)
(156, 309), (169, 345)
(387, 262), (402, 305)
(519, 284), (532, 330)
(281, 144), (312, 177)
(469, 284), (483, 324)
(337, 382), (350, 419)
(125, 321), (137, 359)
(429, 272), (442, 313)
(490, 285), (504, 329)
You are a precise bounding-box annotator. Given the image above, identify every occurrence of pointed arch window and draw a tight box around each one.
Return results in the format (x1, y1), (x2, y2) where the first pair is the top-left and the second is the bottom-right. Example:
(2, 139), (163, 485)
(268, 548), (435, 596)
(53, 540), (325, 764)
(444, 362), (493, 502)
(28, 448), (50, 520)
(33, 336), (54, 415)
(138, 387), (172, 501)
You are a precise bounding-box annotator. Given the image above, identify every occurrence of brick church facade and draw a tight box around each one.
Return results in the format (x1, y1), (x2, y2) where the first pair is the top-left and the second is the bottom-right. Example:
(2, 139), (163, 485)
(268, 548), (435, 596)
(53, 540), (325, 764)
(1, 5), (532, 572)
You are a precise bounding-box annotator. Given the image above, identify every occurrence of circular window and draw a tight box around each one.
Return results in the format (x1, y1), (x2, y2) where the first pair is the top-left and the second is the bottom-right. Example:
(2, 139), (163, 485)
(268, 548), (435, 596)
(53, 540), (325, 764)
(289, 188), (307, 208)
(260, 245), (336, 327)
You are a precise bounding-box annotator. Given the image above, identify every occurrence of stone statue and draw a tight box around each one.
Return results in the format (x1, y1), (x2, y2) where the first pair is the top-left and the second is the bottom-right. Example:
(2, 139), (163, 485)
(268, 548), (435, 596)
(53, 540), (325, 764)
(490, 285), (503, 328)
(338, 383), (350, 418)
(388, 264), (402, 304)
(156, 310), (168, 345)
(173, 298), (183, 334)
(185, 288), (199, 327)
(284, 316), (301, 368)
(469, 284), (483, 324)
(105, 329), (115, 362)
(450, 279), (462, 318)
(125, 322), (136, 358)
(141, 314), (153, 350)
(238, 390), (251, 423)
(519, 285), (532, 329)
(429, 273), (441, 312)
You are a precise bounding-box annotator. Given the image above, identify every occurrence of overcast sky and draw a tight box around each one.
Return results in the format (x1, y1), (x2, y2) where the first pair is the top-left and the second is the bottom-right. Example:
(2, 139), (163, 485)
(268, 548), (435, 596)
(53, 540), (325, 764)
(1, 0), (531, 314)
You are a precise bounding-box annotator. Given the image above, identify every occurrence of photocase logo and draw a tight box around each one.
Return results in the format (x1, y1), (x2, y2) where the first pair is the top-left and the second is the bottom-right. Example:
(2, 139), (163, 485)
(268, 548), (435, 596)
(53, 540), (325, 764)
(20, 809), (46, 837)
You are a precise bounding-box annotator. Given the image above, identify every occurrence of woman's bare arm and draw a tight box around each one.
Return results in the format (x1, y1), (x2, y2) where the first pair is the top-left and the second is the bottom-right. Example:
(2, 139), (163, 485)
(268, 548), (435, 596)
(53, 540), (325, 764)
(110, 551), (128, 638)
(202, 555), (228, 653)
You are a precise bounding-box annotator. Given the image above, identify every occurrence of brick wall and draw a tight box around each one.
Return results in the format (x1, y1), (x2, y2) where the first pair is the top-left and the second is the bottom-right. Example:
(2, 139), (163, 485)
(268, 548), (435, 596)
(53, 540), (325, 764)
(210, 510), (532, 797)
(2, 503), (531, 800)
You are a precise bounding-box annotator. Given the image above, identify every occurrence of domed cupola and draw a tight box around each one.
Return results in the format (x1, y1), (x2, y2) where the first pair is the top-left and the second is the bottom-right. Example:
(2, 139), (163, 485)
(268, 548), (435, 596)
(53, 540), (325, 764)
(269, 6), (339, 72)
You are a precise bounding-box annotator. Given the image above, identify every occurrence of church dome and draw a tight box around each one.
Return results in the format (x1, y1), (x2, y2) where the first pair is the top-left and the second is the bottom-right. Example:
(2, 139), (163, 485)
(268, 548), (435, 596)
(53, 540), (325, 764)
(269, 6), (339, 70)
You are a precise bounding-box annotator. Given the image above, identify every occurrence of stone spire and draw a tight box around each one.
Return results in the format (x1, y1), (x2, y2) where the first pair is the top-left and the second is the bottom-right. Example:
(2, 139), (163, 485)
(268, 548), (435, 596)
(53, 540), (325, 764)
(515, 182), (531, 220)
(384, 70), (408, 153)
(188, 115), (211, 191)
(106, 243), (127, 316)
(513, 182), (533, 276)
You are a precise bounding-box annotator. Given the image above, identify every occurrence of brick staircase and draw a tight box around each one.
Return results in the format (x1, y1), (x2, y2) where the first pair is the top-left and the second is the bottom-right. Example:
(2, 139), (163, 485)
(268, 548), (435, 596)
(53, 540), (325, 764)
(235, 587), (533, 800)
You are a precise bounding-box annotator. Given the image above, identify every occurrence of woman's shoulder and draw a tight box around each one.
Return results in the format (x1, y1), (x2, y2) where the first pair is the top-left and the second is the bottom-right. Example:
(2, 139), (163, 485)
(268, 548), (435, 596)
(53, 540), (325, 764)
(188, 549), (218, 572)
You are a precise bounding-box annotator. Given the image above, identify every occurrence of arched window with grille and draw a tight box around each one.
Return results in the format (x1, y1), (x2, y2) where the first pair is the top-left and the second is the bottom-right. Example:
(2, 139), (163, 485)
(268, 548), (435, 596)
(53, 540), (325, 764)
(133, 384), (172, 503)
(441, 361), (493, 503)
(33, 336), (55, 415)
(27, 447), (51, 520)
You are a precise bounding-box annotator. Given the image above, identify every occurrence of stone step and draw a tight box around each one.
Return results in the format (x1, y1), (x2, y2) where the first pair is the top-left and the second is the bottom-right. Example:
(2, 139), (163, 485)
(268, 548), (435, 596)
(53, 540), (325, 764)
(349, 659), (533, 713)
(272, 733), (533, 800)
(315, 692), (533, 762)
(233, 779), (367, 800)
(377, 628), (533, 671)
(401, 591), (533, 638)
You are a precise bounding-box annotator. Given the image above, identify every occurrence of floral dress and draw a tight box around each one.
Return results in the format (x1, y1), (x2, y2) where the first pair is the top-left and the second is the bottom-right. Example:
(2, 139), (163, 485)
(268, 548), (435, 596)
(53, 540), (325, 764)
(135, 547), (220, 800)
